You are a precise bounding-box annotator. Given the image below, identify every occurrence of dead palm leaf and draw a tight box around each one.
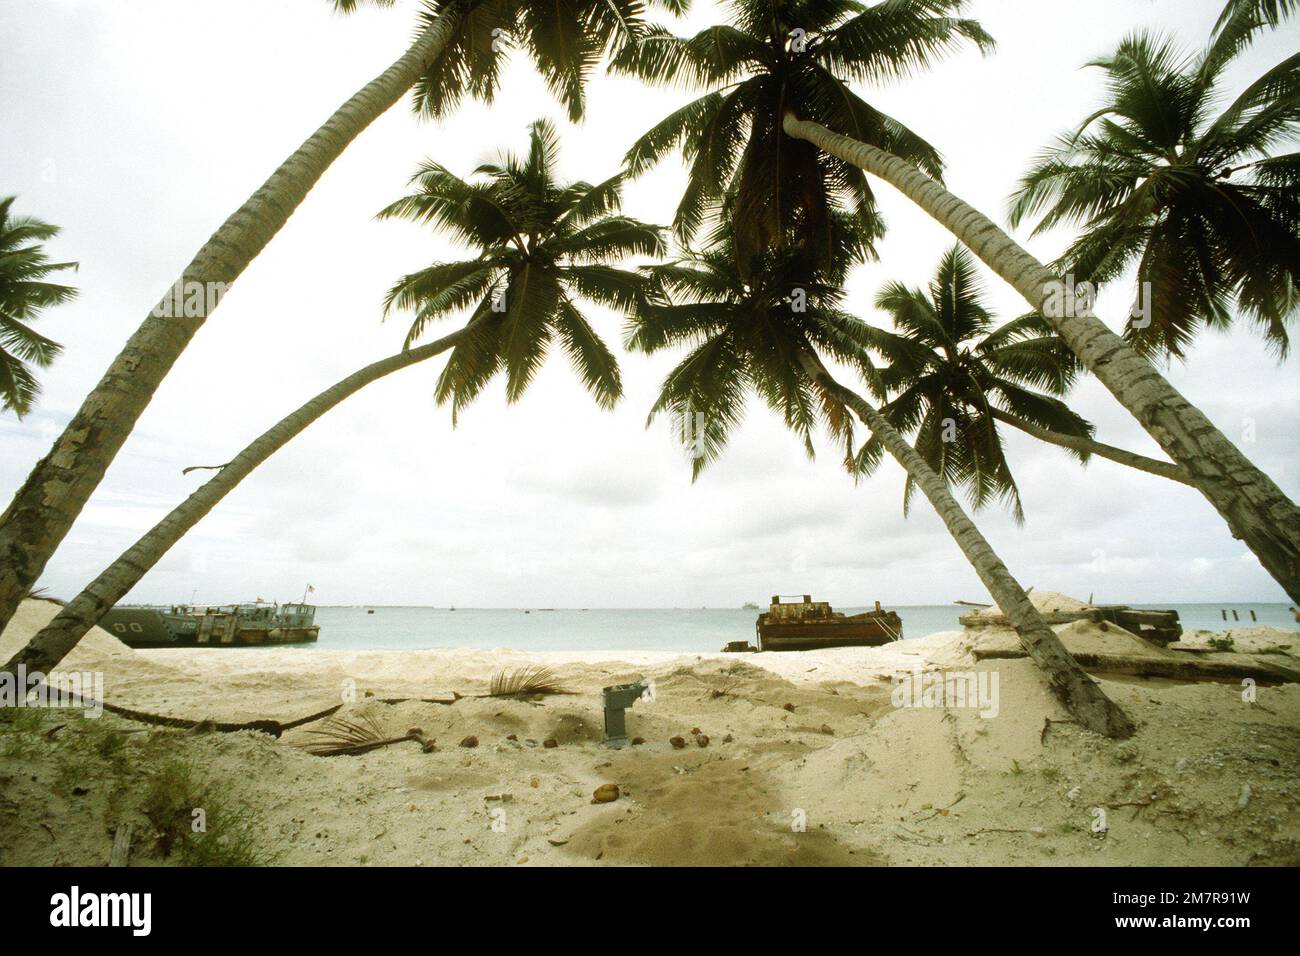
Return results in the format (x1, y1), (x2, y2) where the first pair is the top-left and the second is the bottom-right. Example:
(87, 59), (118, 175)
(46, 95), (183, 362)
(485, 665), (569, 698)
(301, 709), (432, 757)
(25, 587), (65, 605)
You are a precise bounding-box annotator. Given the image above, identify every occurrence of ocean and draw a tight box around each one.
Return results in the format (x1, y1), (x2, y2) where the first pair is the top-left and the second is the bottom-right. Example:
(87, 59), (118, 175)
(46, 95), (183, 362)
(302, 603), (1297, 653)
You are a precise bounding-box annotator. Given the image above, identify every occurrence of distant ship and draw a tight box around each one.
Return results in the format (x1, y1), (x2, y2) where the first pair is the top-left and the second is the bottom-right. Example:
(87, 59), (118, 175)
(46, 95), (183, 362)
(100, 602), (319, 648)
(742, 601), (759, 610)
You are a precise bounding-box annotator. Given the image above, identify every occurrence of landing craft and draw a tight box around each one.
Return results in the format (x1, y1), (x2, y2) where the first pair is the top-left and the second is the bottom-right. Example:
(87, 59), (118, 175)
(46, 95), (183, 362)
(99, 601), (318, 647)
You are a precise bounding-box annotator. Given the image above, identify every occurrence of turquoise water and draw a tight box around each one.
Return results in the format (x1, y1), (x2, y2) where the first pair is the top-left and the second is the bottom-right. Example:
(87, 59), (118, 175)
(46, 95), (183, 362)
(305, 603), (1297, 653)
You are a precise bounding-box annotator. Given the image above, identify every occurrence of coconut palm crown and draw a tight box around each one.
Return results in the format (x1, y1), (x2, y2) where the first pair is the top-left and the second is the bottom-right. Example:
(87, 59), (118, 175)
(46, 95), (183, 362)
(611, 0), (994, 272)
(628, 216), (882, 477)
(367, 0), (694, 122)
(379, 117), (664, 420)
(0, 196), (78, 417)
(1008, 28), (1300, 357)
(854, 244), (1090, 523)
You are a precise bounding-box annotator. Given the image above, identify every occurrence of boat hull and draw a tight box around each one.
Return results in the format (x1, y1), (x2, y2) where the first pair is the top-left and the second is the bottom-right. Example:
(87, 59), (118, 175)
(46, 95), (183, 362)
(756, 613), (902, 651)
(100, 605), (320, 648)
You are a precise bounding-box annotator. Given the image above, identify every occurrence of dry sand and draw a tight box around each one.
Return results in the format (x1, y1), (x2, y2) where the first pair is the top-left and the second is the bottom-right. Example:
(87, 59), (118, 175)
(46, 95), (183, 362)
(2, 597), (1298, 866)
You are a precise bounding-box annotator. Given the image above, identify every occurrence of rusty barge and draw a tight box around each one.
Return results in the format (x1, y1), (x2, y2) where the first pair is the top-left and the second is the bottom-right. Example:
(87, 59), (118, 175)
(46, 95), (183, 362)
(731, 595), (902, 652)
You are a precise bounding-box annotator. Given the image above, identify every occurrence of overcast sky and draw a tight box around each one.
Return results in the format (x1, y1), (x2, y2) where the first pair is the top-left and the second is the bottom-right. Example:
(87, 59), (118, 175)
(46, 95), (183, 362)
(1, 0), (1296, 608)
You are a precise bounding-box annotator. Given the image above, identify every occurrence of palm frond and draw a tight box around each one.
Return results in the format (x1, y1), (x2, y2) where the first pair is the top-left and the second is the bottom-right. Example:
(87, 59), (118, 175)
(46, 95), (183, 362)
(0, 196), (77, 416)
(487, 665), (569, 698)
(301, 710), (408, 756)
(1009, 25), (1300, 359)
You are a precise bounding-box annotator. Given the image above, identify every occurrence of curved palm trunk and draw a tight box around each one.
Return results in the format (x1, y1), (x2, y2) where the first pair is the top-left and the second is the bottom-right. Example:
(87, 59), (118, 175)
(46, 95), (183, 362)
(0, 7), (466, 636)
(795, 351), (1134, 738)
(784, 114), (1300, 604)
(2, 324), (470, 680)
(988, 408), (1193, 486)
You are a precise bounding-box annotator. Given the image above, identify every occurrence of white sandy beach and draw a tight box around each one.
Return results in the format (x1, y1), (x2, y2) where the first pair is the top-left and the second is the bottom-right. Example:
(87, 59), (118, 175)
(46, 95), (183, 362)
(2, 596), (1298, 866)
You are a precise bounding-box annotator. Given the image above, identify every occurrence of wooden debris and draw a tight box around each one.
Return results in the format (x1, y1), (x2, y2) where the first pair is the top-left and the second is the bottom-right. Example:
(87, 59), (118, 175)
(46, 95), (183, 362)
(109, 825), (132, 868)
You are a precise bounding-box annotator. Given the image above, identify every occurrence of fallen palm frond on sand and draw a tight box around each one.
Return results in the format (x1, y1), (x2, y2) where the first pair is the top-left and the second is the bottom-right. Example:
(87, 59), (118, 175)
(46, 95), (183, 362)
(301, 711), (436, 757)
(484, 665), (569, 699)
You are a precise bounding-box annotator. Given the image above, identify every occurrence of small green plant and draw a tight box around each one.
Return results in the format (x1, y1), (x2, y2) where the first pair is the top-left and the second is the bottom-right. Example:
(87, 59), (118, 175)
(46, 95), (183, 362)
(0, 706), (45, 732)
(1010, 759), (1024, 776)
(0, 706), (46, 759)
(140, 758), (275, 866)
(183, 804), (276, 868)
(140, 759), (198, 856)
(1208, 636), (1236, 652)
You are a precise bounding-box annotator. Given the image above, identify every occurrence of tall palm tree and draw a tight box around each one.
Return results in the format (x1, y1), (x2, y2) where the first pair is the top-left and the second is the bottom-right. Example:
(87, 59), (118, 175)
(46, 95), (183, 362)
(611, 0), (993, 271)
(622, 0), (1296, 596)
(0, 197), (77, 417)
(783, 109), (1300, 601)
(631, 232), (1134, 738)
(740, 0), (1300, 601)
(856, 244), (1191, 523)
(1007, 32), (1300, 358)
(0, 0), (680, 635)
(4, 118), (660, 680)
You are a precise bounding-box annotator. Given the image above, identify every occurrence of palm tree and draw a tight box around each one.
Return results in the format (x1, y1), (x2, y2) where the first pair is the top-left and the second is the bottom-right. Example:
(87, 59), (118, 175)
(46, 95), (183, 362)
(621, 0), (1296, 597)
(1007, 32), (1300, 358)
(0, 0), (679, 636)
(379, 117), (662, 417)
(741, 0), (1300, 602)
(856, 244), (1191, 522)
(631, 232), (1134, 738)
(0, 197), (77, 416)
(782, 110), (1300, 602)
(635, 230), (872, 478)
(611, 0), (993, 271)
(4, 117), (660, 680)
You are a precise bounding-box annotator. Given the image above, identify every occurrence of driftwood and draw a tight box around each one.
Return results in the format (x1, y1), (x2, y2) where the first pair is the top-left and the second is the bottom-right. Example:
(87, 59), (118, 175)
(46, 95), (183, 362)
(32, 691), (466, 739)
(1086, 607), (1181, 646)
(960, 604), (1183, 646)
(961, 610), (1096, 627)
(28, 672), (557, 742)
(972, 646), (1300, 684)
(109, 825), (132, 867)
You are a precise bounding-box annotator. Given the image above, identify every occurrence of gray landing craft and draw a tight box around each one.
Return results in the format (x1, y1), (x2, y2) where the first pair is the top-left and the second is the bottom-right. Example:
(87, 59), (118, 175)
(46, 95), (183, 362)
(99, 602), (319, 648)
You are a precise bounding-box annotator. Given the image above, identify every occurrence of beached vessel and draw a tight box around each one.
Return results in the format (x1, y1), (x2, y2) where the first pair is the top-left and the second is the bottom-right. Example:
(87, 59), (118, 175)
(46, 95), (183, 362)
(100, 602), (319, 648)
(751, 595), (902, 651)
(958, 600), (1182, 646)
